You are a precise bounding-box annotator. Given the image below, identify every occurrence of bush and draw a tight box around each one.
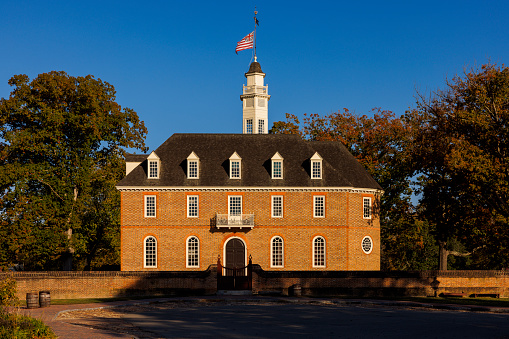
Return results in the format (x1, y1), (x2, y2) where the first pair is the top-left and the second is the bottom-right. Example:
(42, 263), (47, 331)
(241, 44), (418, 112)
(0, 277), (18, 308)
(0, 311), (56, 339)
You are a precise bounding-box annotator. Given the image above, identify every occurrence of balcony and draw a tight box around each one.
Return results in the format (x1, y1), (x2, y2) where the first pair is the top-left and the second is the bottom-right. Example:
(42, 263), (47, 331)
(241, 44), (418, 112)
(216, 214), (255, 229)
(243, 85), (268, 94)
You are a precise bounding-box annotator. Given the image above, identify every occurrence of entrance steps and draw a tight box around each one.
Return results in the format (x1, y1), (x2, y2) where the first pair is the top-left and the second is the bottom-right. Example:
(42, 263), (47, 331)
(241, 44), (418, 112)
(216, 290), (253, 296)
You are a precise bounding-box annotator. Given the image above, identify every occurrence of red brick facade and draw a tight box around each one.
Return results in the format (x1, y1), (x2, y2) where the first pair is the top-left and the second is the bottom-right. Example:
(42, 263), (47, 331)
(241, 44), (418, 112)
(120, 189), (380, 271)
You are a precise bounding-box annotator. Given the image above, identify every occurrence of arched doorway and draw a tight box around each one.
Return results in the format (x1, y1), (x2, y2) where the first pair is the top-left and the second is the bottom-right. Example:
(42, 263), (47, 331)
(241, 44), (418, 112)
(225, 238), (246, 269)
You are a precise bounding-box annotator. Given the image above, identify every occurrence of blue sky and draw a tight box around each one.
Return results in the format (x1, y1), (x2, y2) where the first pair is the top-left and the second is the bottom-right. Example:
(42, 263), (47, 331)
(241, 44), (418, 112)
(2, 1), (508, 152)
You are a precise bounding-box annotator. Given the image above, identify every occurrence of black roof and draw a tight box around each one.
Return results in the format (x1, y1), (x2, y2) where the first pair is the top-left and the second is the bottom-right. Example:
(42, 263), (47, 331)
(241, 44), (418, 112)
(245, 61), (264, 76)
(117, 134), (381, 190)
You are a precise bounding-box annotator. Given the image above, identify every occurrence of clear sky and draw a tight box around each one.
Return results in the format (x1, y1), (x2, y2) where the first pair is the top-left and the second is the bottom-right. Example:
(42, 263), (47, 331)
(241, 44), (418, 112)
(2, 1), (508, 152)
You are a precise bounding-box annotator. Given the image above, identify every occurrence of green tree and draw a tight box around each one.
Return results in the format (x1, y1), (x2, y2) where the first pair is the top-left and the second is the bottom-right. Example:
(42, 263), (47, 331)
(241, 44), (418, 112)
(0, 71), (147, 270)
(411, 63), (509, 269)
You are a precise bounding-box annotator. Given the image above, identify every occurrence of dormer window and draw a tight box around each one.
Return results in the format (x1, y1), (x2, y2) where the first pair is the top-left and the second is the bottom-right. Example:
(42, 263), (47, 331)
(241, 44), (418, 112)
(229, 152), (242, 179)
(311, 152), (323, 179)
(147, 152), (160, 179)
(271, 152), (284, 179)
(187, 152), (200, 179)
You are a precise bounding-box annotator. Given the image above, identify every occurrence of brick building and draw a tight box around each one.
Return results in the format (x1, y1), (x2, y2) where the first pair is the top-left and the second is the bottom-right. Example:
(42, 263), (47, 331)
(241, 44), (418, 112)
(117, 59), (382, 272)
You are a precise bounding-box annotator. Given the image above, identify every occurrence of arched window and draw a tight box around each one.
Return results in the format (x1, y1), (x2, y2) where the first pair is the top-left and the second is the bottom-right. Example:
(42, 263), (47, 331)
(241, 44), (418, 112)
(271, 236), (284, 268)
(187, 236), (199, 268)
(313, 236), (326, 268)
(144, 236), (157, 268)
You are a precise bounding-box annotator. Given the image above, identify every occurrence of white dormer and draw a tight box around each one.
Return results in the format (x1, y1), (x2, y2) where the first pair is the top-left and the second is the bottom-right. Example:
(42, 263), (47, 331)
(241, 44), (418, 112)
(229, 152), (242, 179)
(187, 152), (200, 179)
(147, 151), (160, 179)
(271, 152), (284, 179)
(310, 152), (323, 179)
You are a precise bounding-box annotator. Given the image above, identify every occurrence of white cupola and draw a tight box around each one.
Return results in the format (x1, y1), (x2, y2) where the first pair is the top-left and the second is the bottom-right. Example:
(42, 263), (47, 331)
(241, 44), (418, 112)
(240, 57), (270, 134)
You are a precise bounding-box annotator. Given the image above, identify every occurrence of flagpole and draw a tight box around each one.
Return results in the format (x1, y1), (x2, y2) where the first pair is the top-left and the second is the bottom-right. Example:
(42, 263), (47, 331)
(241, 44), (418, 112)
(254, 9), (257, 61)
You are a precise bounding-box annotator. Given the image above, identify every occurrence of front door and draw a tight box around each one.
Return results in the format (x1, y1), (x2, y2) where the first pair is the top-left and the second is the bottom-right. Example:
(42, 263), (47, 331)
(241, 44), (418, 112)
(225, 238), (245, 273)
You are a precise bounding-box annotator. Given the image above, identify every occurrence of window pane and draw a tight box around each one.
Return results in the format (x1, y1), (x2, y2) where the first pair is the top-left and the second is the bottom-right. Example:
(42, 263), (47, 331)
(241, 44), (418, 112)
(188, 196), (198, 217)
(363, 198), (372, 219)
(146, 196), (156, 217)
(314, 196), (324, 217)
(229, 196), (242, 216)
(231, 161), (240, 178)
(145, 237), (157, 267)
(272, 237), (283, 267)
(273, 161), (282, 178)
(187, 237), (199, 267)
(258, 120), (265, 134)
(313, 237), (325, 267)
(149, 161), (158, 178)
(272, 196), (283, 217)
(312, 161), (321, 178)
(189, 161), (198, 178)
(246, 119), (253, 134)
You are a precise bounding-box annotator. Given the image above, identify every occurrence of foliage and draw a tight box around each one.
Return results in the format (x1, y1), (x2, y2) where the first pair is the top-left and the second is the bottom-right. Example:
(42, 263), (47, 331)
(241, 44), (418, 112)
(411, 63), (509, 269)
(0, 278), (18, 308)
(0, 71), (147, 270)
(0, 311), (56, 339)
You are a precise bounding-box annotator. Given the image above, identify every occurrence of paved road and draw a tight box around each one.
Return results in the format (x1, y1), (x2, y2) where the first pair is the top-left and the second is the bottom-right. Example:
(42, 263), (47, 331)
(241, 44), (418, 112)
(121, 302), (509, 339)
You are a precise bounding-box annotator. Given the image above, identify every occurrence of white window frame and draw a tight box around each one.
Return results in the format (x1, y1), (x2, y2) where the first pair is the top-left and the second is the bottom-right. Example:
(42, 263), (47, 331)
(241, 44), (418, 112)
(229, 152), (242, 179)
(187, 195), (199, 218)
(144, 195), (156, 218)
(147, 151), (160, 179)
(228, 196), (242, 217)
(187, 152), (200, 179)
(313, 195), (325, 218)
(258, 119), (265, 134)
(270, 236), (284, 268)
(313, 236), (326, 268)
(144, 236), (157, 268)
(361, 236), (373, 254)
(186, 236), (200, 268)
(363, 197), (372, 219)
(271, 152), (284, 179)
(246, 119), (253, 134)
(310, 152), (323, 179)
(271, 195), (283, 218)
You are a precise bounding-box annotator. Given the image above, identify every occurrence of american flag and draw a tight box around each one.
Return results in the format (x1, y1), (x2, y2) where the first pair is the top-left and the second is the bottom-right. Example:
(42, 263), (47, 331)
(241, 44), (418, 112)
(235, 32), (254, 54)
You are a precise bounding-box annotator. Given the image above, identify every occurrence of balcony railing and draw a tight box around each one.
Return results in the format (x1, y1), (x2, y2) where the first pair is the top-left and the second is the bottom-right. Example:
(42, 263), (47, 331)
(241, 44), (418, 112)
(243, 85), (268, 94)
(216, 214), (255, 229)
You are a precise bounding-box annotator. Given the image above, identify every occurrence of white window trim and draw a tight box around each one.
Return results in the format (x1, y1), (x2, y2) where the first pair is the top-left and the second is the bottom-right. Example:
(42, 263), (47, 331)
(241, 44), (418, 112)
(228, 195), (243, 217)
(258, 119), (265, 134)
(187, 152), (200, 179)
(363, 197), (372, 219)
(246, 119), (253, 134)
(270, 236), (284, 268)
(313, 195), (325, 218)
(229, 152), (242, 179)
(187, 195), (199, 218)
(361, 236), (373, 254)
(310, 152), (323, 179)
(271, 195), (283, 218)
(312, 236), (326, 268)
(144, 195), (156, 218)
(271, 152), (284, 179)
(143, 236), (157, 268)
(186, 236), (200, 268)
(147, 151), (160, 179)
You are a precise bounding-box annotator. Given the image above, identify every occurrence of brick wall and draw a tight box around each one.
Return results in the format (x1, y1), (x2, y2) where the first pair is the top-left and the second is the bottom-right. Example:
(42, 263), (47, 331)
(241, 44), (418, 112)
(4, 269), (508, 300)
(121, 190), (380, 271)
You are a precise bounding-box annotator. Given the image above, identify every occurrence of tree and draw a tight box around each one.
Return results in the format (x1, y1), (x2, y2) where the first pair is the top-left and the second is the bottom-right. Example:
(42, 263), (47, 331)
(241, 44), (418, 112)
(0, 71), (147, 270)
(411, 63), (509, 269)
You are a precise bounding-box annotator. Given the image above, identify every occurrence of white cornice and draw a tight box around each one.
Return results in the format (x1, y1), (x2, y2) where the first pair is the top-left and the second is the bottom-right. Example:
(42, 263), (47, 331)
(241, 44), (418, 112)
(116, 186), (383, 194)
